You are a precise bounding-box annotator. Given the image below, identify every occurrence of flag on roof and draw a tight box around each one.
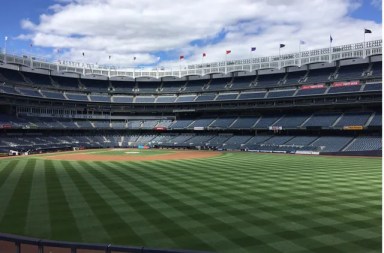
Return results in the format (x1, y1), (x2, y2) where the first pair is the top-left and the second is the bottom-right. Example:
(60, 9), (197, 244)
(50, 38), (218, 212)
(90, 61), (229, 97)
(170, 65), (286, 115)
(226, 50), (231, 54)
(251, 47), (256, 51)
(330, 35), (333, 43)
(364, 28), (372, 34)
(82, 52), (85, 56)
(279, 44), (285, 48)
(179, 55), (184, 60)
(109, 55), (111, 60)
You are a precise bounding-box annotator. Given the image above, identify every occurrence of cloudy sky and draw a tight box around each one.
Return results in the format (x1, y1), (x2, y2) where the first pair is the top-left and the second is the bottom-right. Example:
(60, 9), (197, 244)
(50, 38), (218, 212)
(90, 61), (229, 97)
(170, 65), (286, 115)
(0, 0), (382, 68)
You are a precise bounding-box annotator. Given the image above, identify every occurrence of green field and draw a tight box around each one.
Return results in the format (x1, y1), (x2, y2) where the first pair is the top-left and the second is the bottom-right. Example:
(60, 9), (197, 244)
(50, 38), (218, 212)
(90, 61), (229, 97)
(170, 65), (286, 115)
(0, 151), (381, 252)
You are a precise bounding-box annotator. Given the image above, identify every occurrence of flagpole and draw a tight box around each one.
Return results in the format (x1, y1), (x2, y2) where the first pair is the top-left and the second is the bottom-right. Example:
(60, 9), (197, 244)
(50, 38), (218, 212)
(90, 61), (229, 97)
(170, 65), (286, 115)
(363, 30), (366, 59)
(4, 36), (7, 55)
(329, 35), (332, 63)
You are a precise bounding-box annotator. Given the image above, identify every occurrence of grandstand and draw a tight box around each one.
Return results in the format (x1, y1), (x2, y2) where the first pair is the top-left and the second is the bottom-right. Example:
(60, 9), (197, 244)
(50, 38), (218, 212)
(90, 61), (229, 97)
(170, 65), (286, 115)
(0, 39), (381, 156)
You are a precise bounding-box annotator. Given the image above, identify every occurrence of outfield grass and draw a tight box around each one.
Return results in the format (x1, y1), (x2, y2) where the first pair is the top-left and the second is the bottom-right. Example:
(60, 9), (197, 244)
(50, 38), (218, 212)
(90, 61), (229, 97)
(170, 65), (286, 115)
(0, 152), (381, 252)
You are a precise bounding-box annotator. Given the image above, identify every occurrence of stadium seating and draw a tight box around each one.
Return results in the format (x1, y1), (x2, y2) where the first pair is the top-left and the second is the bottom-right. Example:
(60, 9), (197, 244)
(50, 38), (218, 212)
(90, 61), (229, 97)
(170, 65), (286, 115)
(238, 92), (266, 100)
(22, 72), (54, 87)
(41, 90), (66, 100)
(334, 112), (372, 127)
(310, 136), (353, 152)
(51, 75), (81, 89)
(336, 64), (367, 81)
(230, 75), (255, 89)
(112, 95), (134, 103)
(273, 114), (310, 128)
(81, 78), (110, 91)
(229, 117), (259, 129)
(255, 73), (284, 87)
(90, 94), (111, 102)
(254, 115), (282, 129)
(195, 94), (216, 102)
(215, 93), (238, 101)
(156, 96), (177, 103)
(137, 82), (160, 93)
(176, 95), (196, 102)
(304, 67), (335, 84)
(364, 83), (381, 91)
(111, 80), (135, 92)
(184, 80), (207, 92)
(188, 118), (215, 129)
(328, 85), (362, 94)
(284, 70), (306, 85)
(368, 113), (382, 127)
(207, 78), (231, 91)
(18, 87), (43, 98)
(0, 68), (26, 83)
(267, 89), (296, 98)
(344, 136), (382, 151)
(66, 93), (89, 101)
(296, 87), (326, 96)
(161, 81), (185, 93)
(303, 113), (341, 128)
(209, 117), (237, 128)
(135, 96), (156, 103)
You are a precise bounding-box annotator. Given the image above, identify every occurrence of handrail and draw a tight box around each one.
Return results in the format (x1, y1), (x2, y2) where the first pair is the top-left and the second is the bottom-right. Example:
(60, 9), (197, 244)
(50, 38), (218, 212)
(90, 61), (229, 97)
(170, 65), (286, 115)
(0, 232), (211, 253)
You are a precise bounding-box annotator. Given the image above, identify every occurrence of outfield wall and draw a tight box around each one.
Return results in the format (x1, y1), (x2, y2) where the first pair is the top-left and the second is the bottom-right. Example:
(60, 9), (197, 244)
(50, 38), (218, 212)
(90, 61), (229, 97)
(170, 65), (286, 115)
(320, 150), (382, 157)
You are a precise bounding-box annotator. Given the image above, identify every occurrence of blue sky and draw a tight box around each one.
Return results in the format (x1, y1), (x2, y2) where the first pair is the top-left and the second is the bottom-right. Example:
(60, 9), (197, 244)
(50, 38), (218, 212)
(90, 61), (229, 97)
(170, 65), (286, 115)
(0, 0), (382, 67)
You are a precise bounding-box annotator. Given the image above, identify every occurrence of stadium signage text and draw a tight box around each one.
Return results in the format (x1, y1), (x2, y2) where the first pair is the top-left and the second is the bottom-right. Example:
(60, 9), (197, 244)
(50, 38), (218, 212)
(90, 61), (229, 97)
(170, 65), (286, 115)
(332, 81), (360, 87)
(301, 84), (325, 89)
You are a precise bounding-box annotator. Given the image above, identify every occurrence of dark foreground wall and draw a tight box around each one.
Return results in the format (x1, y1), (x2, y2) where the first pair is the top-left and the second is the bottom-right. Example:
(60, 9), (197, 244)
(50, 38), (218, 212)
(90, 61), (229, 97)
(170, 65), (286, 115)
(321, 150), (382, 157)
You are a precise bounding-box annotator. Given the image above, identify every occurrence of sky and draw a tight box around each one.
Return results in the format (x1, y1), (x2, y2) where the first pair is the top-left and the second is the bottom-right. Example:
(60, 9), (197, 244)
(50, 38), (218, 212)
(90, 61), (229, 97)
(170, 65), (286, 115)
(0, 0), (382, 68)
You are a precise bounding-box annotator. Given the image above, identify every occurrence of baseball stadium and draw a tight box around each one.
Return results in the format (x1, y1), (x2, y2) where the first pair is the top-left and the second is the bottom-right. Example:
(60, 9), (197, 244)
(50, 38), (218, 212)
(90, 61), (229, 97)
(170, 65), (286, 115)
(0, 1), (382, 253)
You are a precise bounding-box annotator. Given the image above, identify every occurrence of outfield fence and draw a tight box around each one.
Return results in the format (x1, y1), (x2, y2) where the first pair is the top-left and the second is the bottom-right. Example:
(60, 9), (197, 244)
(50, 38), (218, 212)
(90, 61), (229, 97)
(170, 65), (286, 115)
(0, 233), (211, 253)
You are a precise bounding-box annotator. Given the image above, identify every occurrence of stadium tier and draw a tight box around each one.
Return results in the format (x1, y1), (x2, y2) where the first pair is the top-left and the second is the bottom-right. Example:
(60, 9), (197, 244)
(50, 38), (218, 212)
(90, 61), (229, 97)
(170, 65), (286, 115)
(0, 42), (381, 156)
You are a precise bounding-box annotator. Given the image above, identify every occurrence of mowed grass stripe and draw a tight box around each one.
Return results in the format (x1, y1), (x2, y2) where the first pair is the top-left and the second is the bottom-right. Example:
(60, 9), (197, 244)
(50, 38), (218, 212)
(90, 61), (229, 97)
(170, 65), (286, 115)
(0, 160), (18, 187)
(115, 157), (380, 252)
(52, 161), (111, 243)
(0, 160), (27, 223)
(77, 161), (216, 251)
(61, 161), (145, 246)
(44, 160), (82, 241)
(79, 161), (177, 248)
(25, 159), (51, 238)
(0, 159), (35, 235)
(109, 161), (271, 252)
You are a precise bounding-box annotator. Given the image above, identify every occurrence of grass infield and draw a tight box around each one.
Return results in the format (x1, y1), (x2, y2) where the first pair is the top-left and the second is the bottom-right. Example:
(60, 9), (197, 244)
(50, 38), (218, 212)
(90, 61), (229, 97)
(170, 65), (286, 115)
(0, 151), (381, 252)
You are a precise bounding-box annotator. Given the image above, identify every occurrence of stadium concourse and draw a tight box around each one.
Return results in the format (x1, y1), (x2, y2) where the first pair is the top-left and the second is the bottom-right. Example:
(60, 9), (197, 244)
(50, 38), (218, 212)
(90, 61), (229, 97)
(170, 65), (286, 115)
(0, 40), (381, 157)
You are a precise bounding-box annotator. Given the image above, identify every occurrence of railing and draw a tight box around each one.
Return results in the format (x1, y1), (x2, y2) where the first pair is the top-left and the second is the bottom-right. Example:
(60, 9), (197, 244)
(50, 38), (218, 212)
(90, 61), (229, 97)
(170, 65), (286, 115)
(0, 40), (381, 79)
(0, 232), (210, 253)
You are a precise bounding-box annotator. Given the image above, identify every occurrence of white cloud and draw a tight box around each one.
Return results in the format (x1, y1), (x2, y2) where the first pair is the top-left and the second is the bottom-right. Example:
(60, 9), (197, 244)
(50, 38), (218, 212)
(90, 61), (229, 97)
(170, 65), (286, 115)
(371, 0), (381, 9)
(19, 0), (382, 67)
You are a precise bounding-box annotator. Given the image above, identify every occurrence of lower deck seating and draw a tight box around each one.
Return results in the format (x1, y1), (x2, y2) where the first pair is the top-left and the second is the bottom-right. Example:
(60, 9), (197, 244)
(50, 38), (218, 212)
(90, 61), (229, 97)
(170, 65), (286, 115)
(0, 133), (380, 153)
